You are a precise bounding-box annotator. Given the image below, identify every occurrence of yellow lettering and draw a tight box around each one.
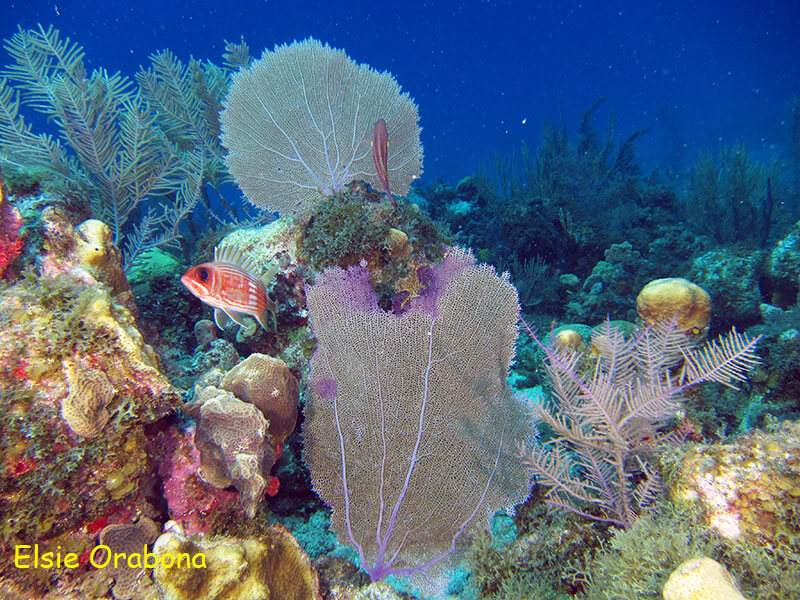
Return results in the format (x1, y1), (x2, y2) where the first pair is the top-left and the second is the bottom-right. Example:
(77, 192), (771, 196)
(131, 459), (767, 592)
(40, 552), (54, 569)
(143, 546), (158, 569)
(113, 552), (127, 569)
(63, 553), (79, 569)
(14, 545), (31, 568)
(90, 545), (111, 569)
(127, 552), (142, 569)
(161, 552), (174, 568)
(177, 553), (190, 568)
(192, 553), (207, 568)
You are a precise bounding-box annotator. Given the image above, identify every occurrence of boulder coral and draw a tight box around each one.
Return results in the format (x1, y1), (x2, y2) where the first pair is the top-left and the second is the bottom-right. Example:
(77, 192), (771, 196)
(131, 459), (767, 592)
(636, 277), (712, 333)
(152, 525), (321, 600)
(662, 557), (747, 600)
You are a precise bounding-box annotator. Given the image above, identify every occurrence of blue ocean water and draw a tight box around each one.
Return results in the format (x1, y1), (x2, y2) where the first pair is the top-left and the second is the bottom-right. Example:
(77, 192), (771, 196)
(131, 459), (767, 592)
(3, 0), (798, 185)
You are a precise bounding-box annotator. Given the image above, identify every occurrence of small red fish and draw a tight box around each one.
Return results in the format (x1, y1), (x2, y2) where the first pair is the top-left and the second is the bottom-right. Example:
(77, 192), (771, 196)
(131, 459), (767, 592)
(181, 245), (277, 332)
(372, 118), (396, 207)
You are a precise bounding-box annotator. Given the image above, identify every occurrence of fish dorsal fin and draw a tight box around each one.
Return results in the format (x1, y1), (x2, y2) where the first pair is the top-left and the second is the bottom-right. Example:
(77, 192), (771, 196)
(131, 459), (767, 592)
(214, 244), (259, 274)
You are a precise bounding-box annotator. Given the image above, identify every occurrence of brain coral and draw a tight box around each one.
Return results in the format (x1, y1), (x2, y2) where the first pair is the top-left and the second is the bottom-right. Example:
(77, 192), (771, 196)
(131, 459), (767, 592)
(153, 525), (321, 600)
(636, 277), (712, 332)
(61, 359), (116, 437)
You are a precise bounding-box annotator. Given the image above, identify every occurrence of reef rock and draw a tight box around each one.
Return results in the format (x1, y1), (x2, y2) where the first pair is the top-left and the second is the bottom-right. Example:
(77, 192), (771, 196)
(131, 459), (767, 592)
(155, 426), (239, 537)
(669, 420), (800, 558)
(688, 249), (761, 331)
(40, 208), (135, 312)
(0, 216), (180, 596)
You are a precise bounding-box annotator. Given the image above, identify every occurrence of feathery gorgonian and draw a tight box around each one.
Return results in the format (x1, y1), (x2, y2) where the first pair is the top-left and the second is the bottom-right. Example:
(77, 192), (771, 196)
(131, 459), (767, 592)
(520, 319), (760, 528)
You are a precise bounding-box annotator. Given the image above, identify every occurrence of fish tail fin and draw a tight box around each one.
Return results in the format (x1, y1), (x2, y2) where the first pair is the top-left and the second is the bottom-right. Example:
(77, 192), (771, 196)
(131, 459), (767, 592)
(257, 262), (279, 333)
(256, 297), (278, 333)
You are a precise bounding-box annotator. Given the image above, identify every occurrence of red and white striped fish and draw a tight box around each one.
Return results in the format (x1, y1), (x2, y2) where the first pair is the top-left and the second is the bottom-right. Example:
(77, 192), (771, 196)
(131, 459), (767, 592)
(181, 245), (277, 332)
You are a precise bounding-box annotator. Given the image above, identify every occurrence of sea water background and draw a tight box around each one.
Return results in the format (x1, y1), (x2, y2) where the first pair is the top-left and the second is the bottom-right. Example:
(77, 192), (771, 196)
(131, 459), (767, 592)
(1, 0), (799, 187)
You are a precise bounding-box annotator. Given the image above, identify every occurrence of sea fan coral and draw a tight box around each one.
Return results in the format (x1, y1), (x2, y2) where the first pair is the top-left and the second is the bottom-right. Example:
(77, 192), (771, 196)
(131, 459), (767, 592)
(221, 38), (423, 216)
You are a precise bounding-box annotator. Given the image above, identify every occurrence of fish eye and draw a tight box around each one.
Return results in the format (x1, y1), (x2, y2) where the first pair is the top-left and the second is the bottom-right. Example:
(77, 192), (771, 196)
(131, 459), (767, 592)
(197, 267), (210, 283)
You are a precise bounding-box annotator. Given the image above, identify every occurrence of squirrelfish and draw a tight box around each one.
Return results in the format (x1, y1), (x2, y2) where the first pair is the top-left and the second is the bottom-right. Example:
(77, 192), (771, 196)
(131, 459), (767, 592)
(181, 245), (277, 332)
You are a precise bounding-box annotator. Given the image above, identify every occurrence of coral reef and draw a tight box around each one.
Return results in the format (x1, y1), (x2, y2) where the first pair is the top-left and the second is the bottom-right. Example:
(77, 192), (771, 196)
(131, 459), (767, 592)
(186, 386), (274, 519)
(98, 517), (161, 600)
(688, 250), (762, 333)
(183, 353), (299, 518)
(39, 211), (135, 312)
(0, 175), (23, 279)
(0, 202), (180, 595)
(578, 509), (714, 600)
(566, 241), (644, 323)
(155, 426), (239, 537)
(521, 317), (759, 528)
(301, 188), (449, 308)
(60, 359), (116, 438)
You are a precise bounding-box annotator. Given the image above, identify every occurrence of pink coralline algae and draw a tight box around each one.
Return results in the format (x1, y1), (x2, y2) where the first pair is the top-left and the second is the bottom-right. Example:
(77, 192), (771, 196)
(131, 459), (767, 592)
(0, 186), (23, 279)
(155, 427), (239, 536)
